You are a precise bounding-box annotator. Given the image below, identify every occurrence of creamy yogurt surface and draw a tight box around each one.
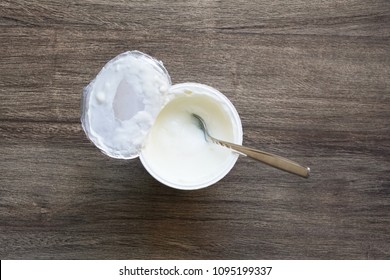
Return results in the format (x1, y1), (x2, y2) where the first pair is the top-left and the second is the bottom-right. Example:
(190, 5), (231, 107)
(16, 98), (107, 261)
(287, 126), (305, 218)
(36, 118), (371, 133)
(141, 84), (242, 189)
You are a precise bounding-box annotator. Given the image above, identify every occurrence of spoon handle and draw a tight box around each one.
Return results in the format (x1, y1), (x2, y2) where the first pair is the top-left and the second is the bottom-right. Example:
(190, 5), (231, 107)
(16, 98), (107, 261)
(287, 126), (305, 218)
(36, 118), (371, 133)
(216, 139), (310, 178)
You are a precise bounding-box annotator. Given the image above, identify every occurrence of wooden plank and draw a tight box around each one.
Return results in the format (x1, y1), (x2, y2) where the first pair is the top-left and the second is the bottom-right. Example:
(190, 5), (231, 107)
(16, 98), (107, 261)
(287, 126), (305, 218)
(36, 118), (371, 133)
(0, 0), (389, 259)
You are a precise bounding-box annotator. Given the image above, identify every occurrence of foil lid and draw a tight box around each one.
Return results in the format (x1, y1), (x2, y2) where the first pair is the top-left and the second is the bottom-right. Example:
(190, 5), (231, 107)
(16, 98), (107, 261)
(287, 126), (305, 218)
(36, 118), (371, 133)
(81, 51), (171, 159)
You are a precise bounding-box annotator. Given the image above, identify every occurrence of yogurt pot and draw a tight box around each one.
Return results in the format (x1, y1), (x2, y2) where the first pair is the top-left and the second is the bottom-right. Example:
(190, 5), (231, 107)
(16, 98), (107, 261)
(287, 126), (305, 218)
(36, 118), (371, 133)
(81, 51), (242, 190)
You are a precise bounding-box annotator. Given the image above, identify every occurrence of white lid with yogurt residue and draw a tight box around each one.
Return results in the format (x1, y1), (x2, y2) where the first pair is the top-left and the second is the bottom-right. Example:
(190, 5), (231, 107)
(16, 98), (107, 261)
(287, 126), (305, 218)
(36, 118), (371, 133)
(81, 51), (172, 159)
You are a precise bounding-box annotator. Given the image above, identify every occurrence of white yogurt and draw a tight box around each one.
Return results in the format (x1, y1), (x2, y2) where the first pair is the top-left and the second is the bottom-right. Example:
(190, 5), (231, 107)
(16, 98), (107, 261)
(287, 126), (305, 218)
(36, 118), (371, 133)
(82, 52), (242, 189)
(140, 83), (242, 190)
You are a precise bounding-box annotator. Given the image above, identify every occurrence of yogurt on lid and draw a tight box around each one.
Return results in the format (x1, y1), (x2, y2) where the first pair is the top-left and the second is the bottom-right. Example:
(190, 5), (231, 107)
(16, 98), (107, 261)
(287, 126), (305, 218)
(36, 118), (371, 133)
(81, 51), (171, 159)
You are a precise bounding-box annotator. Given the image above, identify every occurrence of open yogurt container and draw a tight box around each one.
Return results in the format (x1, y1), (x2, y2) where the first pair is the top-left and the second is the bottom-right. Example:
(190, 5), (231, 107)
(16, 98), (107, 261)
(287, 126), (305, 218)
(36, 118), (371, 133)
(81, 51), (242, 190)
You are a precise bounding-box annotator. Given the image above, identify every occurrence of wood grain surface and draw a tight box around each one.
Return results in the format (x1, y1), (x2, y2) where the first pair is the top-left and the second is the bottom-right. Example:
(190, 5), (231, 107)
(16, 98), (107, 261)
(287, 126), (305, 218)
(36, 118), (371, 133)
(1, 0), (389, 259)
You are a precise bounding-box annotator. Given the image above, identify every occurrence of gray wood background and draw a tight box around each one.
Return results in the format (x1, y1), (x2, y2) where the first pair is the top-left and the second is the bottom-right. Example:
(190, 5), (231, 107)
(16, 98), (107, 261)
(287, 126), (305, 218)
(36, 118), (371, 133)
(1, 0), (389, 259)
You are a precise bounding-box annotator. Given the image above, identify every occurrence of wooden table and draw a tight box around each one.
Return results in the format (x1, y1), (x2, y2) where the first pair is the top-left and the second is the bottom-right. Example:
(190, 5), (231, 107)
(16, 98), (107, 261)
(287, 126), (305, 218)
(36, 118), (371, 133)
(1, 0), (389, 259)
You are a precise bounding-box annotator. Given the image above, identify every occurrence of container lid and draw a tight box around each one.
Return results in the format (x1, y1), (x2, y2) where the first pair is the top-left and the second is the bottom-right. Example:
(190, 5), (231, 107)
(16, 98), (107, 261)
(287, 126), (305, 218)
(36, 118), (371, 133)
(81, 51), (172, 159)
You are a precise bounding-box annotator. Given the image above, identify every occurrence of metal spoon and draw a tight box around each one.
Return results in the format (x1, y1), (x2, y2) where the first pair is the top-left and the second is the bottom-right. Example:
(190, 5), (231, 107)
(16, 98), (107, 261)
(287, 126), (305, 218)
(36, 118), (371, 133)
(192, 113), (310, 178)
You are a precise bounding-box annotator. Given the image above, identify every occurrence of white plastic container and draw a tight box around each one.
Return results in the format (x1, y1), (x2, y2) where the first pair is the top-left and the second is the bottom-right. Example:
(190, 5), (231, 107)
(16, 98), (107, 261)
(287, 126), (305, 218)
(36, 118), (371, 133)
(81, 51), (242, 190)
